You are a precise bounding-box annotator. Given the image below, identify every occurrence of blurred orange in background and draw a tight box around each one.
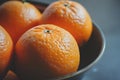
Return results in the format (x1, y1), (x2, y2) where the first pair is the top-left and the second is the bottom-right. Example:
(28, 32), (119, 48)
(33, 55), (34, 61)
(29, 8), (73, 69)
(0, 0), (42, 44)
(4, 70), (20, 80)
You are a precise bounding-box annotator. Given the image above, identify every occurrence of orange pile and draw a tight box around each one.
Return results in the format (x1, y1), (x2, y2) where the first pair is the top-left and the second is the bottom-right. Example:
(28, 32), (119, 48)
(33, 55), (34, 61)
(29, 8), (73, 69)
(0, 0), (93, 80)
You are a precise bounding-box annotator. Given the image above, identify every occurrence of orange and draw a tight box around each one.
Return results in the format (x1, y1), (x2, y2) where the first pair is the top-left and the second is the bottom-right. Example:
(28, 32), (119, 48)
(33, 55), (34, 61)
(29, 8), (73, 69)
(15, 24), (80, 80)
(0, 25), (13, 79)
(40, 0), (93, 46)
(4, 70), (20, 80)
(0, 1), (42, 44)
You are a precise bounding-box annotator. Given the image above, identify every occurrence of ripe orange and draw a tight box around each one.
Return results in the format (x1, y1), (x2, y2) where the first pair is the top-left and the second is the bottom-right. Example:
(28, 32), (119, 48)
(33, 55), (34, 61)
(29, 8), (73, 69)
(15, 24), (80, 80)
(0, 1), (42, 44)
(4, 70), (20, 80)
(0, 25), (13, 79)
(40, 0), (93, 46)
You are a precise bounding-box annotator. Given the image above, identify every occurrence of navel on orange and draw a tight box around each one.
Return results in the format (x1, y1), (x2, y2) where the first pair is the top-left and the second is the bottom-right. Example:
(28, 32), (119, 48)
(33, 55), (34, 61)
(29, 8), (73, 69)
(15, 24), (80, 80)
(40, 0), (93, 46)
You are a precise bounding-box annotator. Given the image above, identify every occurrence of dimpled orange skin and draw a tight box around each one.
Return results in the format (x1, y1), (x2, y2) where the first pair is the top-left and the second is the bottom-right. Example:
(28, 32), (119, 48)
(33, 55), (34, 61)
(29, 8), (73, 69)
(40, 0), (92, 46)
(15, 24), (80, 80)
(0, 1), (42, 44)
(0, 26), (13, 78)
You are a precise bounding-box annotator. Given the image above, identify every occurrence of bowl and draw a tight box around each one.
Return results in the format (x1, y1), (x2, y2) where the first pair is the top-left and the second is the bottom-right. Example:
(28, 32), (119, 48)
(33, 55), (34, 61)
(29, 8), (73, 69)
(0, 1), (106, 80)
(30, 1), (106, 80)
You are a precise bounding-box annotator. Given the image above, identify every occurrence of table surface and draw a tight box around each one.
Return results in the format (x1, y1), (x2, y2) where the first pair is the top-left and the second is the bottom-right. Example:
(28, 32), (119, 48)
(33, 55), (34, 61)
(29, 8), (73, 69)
(37, 0), (120, 80)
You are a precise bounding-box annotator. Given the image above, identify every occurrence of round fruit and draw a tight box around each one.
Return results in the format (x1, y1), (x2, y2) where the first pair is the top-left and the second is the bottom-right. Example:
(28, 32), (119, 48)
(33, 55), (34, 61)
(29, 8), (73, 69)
(15, 24), (80, 80)
(0, 25), (13, 79)
(0, 1), (42, 44)
(40, 0), (93, 46)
